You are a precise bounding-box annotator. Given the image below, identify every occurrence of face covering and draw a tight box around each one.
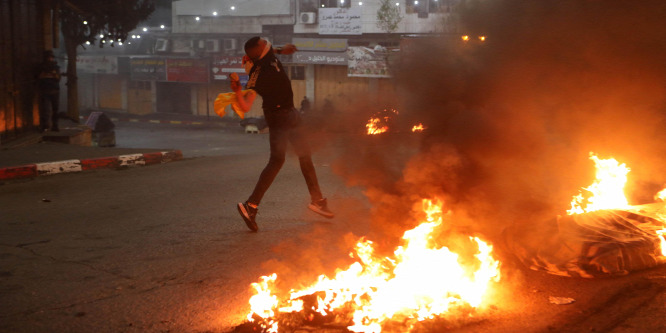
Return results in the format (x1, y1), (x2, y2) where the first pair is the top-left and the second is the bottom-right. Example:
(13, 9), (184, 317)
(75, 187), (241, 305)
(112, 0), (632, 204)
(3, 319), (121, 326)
(259, 39), (271, 60)
(242, 55), (253, 74)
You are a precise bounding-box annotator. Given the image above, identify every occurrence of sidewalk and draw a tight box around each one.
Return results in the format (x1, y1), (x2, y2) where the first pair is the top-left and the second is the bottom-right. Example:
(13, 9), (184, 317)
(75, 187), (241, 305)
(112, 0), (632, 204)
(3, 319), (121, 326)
(0, 110), (229, 181)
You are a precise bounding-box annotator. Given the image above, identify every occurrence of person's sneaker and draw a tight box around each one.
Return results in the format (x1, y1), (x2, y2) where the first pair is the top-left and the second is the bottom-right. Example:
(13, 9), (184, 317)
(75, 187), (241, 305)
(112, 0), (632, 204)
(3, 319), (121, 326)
(237, 202), (258, 231)
(308, 198), (334, 219)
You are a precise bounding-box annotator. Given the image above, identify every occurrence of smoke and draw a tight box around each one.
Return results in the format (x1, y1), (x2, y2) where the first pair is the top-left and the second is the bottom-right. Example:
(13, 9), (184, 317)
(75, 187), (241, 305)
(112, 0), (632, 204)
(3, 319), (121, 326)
(334, 0), (666, 247)
(235, 1), (666, 321)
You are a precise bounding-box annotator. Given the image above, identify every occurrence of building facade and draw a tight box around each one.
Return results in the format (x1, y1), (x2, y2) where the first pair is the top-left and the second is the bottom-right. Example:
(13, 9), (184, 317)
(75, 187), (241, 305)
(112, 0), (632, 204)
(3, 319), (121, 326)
(75, 0), (458, 120)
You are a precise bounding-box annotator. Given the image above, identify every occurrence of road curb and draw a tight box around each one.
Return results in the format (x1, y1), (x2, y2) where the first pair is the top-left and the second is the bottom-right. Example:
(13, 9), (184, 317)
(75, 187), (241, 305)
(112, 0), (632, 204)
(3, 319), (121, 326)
(0, 150), (183, 181)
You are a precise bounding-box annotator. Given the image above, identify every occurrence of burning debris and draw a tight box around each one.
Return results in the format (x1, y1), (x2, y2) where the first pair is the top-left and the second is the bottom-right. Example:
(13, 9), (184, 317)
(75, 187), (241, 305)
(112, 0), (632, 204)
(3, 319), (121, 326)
(238, 200), (501, 333)
(506, 153), (666, 278)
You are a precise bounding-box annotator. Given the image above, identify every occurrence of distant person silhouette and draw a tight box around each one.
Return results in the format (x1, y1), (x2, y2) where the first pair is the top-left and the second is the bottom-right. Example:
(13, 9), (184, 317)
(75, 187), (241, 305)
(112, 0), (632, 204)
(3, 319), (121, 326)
(300, 96), (311, 116)
(36, 50), (62, 132)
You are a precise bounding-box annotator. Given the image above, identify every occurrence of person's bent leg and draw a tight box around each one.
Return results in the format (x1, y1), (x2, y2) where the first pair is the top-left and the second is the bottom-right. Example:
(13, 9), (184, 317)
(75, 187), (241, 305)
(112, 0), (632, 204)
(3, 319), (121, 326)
(288, 125), (323, 203)
(247, 126), (288, 205)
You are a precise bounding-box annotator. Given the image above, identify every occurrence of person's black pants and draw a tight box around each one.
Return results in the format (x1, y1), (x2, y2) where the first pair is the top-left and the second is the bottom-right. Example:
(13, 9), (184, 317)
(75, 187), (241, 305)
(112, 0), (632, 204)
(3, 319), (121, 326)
(247, 108), (323, 205)
(39, 92), (59, 130)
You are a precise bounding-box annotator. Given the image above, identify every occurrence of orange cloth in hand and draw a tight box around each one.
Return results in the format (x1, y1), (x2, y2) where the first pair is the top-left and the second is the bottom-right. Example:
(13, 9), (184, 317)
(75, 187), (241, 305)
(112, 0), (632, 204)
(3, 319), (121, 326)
(213, 90), (254, 119)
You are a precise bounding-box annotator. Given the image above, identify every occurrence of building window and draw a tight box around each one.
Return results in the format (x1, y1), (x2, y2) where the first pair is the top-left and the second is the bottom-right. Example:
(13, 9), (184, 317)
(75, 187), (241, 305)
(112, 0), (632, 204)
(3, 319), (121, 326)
(290, 66), (305, 80)
(319, 0), (351, 8)
(300, 0), (317, 11)
(407, 0), (444, 14)
(429, 0), (442, 13)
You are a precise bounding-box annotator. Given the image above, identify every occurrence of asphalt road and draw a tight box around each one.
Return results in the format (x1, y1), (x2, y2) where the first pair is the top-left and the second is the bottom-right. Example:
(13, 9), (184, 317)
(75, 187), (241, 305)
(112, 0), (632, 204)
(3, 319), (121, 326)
(1, 122), (665, 332)
(113, 121), (269, 158)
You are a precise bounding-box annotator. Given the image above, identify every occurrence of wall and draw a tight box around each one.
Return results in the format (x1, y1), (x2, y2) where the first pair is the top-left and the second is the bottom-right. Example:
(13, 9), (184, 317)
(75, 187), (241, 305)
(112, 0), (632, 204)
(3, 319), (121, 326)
(97, 75), (126, 110)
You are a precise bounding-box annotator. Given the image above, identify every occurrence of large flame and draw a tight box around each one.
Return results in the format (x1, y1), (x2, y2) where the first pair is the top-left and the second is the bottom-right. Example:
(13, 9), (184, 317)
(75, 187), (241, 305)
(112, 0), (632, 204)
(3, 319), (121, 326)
(246, 199), (501, 333)
(567, 153), (631, 215)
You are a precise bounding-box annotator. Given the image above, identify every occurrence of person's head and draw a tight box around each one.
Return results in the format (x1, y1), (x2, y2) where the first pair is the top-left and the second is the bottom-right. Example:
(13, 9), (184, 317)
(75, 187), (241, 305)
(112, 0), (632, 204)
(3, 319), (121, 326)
(244, 37), (271, 61)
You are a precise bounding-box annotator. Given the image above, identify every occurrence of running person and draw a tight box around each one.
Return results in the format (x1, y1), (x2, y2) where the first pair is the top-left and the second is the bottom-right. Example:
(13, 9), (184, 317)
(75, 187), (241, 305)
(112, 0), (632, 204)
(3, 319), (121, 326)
(233, 36), (334, 232)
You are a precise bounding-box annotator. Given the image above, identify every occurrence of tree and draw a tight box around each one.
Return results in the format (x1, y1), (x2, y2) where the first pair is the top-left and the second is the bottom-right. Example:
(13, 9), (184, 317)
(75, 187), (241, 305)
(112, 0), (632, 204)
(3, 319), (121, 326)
(60, 0), (155, 121)
(376, 0), (403, 34)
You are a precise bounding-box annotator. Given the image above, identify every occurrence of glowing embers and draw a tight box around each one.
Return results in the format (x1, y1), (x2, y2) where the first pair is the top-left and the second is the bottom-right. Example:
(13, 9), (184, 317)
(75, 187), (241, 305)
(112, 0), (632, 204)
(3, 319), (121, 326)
(246, 199), (501, 333)
(567, 153), (631, 215)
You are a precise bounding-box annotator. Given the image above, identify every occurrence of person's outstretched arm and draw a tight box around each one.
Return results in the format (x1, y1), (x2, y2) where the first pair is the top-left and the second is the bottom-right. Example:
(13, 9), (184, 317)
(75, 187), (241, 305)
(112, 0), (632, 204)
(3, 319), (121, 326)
(274, 43), (298, 55)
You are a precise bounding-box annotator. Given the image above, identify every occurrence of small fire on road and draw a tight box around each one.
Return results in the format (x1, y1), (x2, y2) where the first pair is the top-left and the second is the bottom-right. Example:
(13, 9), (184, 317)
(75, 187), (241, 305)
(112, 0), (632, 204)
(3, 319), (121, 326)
(365, 108), (398, 135)
(364, 108), (427, 135)
(411, 123), (426, 132)
(366, 117), (389, 135)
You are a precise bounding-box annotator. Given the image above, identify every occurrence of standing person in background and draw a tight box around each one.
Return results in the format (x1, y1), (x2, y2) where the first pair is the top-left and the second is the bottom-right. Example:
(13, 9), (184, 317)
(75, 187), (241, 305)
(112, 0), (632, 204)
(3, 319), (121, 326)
(300, 96), (311, 116)
(36, 50), (62, 132)
(232, 36), (334, 232)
